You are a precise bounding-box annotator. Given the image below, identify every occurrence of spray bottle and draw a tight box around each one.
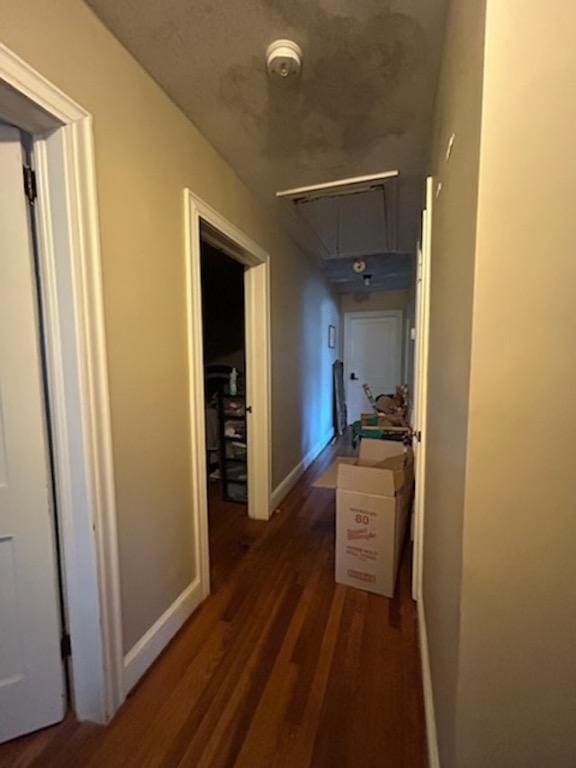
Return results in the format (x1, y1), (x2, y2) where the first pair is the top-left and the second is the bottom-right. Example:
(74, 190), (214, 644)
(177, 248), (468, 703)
(230, 367), (238, 396)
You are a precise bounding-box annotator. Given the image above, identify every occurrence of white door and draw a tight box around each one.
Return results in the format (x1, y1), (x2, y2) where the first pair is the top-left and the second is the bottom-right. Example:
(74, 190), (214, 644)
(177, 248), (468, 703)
(411, 177), (433, 600)
(0, 125), (66, 742)
(344, 311), (403, 424)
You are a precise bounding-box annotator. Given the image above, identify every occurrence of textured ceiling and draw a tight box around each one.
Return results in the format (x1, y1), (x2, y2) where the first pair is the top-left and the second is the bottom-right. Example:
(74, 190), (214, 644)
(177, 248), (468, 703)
(85, 0), (447, 292)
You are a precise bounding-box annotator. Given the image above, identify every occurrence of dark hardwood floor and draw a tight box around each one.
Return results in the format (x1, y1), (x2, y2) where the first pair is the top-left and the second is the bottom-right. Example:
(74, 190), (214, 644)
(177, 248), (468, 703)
(206, 481), (261, 592)
(0, 437), (427, 768)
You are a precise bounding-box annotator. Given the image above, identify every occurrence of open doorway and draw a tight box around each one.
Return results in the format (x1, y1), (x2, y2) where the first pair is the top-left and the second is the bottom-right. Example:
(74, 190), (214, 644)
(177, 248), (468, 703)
(184, 190), (272, 603)
(200, 237), (253, 588)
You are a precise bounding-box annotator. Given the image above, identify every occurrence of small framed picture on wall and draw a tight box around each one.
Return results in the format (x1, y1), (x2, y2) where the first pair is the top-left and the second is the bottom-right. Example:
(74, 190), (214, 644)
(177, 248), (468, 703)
(328, 324), (336, 349)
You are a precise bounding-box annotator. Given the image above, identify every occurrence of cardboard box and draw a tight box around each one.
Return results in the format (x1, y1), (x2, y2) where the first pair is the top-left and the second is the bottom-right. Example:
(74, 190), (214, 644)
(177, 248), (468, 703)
(360, 412), (409, 430)
(314, 439), (413, 598)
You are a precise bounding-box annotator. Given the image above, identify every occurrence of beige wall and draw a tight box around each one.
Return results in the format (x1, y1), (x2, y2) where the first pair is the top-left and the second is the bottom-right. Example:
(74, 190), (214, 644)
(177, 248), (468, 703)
(272, 260), (340, 479)
(423, 1), (486, 760)
(456, 2), (576, 765)
(340, 289), (409, 314)
(427, 1), (576, 765)
(0, 0), (339, 652)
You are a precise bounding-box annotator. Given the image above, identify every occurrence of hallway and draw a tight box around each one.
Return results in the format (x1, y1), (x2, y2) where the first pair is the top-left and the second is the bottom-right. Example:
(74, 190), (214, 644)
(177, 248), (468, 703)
(0, 438), (426, 768)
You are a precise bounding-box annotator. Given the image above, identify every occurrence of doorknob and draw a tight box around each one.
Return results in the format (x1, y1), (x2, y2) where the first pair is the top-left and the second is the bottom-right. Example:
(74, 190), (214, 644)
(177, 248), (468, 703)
(350, 372), (358, 381)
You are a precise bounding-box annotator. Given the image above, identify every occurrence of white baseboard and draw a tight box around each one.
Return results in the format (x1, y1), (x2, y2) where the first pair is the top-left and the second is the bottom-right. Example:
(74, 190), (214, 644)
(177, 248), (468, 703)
(418, 598), (440, 768)
(270, 427), (335, 510)
(123, 578), (204, 695)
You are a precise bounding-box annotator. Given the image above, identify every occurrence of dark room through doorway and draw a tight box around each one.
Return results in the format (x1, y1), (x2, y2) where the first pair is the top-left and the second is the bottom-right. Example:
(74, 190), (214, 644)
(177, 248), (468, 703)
(200, 239), (255, 588)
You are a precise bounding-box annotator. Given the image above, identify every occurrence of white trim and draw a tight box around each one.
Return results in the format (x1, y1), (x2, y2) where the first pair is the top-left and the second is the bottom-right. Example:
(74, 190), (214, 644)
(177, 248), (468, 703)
(123, 578), (203, 695)
(403, 314), (411, 386)
(271, 427), (335, 510)
(184, 188), (272, 603)
(418, 599), (440, 768)
(412, 177), (433, 601)
(0, 43), (123, 722)
(244, 260), (272, 520)
(0, 44), (84, 124)
(276, 170), (399, 199)
(183, 193), (211, 602)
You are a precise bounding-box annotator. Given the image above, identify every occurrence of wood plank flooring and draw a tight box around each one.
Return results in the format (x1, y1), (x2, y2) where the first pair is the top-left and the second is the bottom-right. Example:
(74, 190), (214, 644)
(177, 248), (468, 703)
(0, 437), (427, 768)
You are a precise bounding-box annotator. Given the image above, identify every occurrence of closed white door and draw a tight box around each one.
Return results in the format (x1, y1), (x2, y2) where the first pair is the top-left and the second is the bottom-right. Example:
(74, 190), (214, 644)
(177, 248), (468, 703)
(0, 126), (66, 742)
(344, 311), (403, 424)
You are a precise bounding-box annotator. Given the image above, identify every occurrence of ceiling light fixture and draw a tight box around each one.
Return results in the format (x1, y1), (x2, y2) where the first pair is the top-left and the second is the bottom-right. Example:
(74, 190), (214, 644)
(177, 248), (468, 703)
(266, 39), (303, 79)
(353, 259), (367, 274)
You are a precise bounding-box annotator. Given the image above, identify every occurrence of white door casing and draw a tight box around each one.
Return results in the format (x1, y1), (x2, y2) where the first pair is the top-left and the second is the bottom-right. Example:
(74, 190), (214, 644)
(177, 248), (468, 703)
(0, 43), (123, 724)
(344, 310), (403, 424)
(411, 177), (433, 601)
(0, 125), (65, 742)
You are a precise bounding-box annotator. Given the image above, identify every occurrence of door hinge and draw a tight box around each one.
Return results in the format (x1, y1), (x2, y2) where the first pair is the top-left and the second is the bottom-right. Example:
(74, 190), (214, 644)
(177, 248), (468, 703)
(60, 632), (72, 659)
(22, 165), (37, 204)
(415, 430), (422, 443)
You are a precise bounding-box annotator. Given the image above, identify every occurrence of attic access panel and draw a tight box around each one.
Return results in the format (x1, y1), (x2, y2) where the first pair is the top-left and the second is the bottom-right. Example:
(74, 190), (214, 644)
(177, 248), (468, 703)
(276, 170), (400, 257)
(276, 171), (414, 292)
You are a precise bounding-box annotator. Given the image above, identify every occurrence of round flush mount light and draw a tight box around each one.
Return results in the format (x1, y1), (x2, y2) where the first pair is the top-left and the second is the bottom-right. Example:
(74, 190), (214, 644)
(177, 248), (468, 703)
(266, 39), (303, 79)
(353, 258), (367, 274)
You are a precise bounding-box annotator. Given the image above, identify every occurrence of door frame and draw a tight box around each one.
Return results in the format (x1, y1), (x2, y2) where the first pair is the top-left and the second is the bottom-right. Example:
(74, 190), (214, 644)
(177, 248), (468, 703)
(0, 44), (123, 722)
(343, 309), (404, 423)
(184, 190), (272, 593)
(411, 177), (433, 601)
